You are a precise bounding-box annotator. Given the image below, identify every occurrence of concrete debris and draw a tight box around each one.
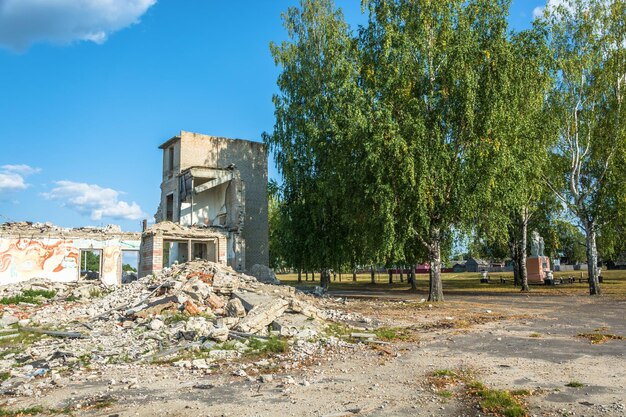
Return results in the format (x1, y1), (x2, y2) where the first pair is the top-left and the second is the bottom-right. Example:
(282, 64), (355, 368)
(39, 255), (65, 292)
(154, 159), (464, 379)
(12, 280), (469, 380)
(0, 260), (370, 397)
(249, 264), (281, 285)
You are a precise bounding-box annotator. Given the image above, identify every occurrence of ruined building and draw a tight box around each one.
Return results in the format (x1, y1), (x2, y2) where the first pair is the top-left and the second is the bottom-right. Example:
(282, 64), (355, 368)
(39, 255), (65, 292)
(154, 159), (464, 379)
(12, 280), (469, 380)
(139, 131), (268, 278)
(0, 222), (141, 286)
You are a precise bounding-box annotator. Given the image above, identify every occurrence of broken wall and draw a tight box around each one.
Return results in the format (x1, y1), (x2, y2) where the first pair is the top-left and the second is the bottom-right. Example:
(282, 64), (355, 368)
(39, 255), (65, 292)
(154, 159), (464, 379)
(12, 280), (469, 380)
(0, 235), (140, 286)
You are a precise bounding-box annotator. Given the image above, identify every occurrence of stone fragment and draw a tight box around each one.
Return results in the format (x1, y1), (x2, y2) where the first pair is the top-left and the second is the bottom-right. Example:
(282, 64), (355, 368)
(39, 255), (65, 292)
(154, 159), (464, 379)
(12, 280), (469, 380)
(149, 319), (164, 331)
(208, 325), (229, 342)
(225, 298), (246, 318)
(233, 291), (275, 312)
(236, 299), (289, 334)
(183, 300), (201, 316)
(206, 293), (226, 310)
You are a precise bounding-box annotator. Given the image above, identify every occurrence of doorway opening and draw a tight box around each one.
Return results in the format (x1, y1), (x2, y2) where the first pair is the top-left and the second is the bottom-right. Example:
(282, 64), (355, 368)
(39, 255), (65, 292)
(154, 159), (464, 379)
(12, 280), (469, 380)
(79, 249), (102, 280)
(121, 250), (139, 284)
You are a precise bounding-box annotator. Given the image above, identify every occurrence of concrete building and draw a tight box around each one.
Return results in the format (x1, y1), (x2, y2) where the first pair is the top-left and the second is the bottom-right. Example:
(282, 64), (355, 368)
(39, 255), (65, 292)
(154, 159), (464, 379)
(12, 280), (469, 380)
(148, 131), (268, 275)
(0, 222), (141, 286)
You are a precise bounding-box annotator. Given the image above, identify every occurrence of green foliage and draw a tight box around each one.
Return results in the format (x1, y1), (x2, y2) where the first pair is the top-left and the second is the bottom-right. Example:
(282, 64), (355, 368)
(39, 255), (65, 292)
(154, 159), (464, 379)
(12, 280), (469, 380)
(80, 250), (101, 272)
(565, 381), (584, 388)
(0, 289), (56, 305)
(122, 263), (137, 272)
(247, 336), (289, 354)
(0, 406), (45, 417)
(468, 382), (527, 417)
(538, 0), (626, 294)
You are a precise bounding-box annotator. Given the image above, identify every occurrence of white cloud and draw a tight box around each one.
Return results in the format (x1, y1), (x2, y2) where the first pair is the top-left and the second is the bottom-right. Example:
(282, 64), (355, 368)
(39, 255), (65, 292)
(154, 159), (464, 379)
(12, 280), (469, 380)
(533, 0), (568, 19)
(43, 180), (146, 221)
(0, 164), (39, 193)
(1, 164), (41, 175)
(0, 0), (156, 51)
(0, 172), (27, 192)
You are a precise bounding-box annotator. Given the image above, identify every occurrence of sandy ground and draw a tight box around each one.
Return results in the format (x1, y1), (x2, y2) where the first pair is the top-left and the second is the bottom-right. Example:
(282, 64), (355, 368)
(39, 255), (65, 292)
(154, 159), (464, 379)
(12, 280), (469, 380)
(4, 293), (626, 417)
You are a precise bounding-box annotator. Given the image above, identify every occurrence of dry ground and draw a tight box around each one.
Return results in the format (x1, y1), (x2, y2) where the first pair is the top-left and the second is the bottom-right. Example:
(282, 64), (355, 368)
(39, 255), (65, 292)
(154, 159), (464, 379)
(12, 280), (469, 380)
(2, 274), (626, 417)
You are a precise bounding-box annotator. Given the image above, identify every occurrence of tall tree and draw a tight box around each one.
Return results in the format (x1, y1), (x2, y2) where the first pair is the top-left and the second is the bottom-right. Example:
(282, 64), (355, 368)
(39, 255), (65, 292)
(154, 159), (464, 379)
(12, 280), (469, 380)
(361, 0), (513, 301)
(264, 0), (370, 289)
(539, 0), (626, 295)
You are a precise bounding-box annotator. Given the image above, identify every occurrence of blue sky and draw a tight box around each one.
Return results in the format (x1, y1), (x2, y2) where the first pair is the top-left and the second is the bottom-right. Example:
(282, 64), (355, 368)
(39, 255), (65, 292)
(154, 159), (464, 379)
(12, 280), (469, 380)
(0, 0), (547, 232)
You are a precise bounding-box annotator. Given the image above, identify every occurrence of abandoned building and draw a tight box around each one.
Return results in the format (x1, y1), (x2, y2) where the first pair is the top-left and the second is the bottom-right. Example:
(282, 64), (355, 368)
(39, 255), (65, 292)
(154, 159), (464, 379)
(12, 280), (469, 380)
(141, 131), (268, 278)
(0, 222), (141, 286)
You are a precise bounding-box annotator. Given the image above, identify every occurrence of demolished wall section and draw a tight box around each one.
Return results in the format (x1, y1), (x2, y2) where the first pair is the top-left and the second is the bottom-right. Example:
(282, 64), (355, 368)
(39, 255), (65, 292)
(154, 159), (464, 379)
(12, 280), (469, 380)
(0, 222), (141, 286)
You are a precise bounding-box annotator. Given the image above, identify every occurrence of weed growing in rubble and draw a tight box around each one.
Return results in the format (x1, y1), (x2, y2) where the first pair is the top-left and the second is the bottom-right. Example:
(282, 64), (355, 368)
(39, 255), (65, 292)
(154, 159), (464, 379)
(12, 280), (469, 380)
(0, 405), (44, 416)
(466, 381), (528, 417)
(565, 381), (584, 388)
(22, 289), (56, 299)
(324, 323), (353, 339)
(0, 371), (10, 381)
(0, 289), (57, 305)
(88, 288), (103, 298)
(247, 336), (289, 355)
(373, 327), (412, 341)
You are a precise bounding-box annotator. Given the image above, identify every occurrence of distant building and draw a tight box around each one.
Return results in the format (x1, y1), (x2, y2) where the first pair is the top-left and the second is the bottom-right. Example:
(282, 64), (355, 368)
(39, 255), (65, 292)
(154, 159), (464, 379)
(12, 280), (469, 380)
(452, 261), (466, 273)
(466, 257), (490, 272)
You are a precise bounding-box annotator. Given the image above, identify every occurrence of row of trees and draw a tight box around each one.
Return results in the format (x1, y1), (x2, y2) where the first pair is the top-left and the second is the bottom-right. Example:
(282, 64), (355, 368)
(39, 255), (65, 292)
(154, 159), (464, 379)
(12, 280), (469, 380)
(264, 0), (626, 300)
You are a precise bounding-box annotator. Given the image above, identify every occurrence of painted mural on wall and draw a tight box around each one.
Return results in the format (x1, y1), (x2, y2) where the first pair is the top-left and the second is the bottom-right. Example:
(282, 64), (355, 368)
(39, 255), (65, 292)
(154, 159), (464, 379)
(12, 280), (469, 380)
(0, 238), (140, 286)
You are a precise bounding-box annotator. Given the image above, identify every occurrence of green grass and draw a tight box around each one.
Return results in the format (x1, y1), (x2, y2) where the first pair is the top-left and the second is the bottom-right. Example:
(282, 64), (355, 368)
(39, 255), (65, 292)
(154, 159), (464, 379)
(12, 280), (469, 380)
(529, 332), (541, 338)
(65, 295), (79, 302)
(373, 327), (412, 341)
(0, 289), (56, 305)
(468, 382), (527, 417)
(277, 270), (626, 298)
(431, 369), (459, 378)
(247, 336), (289, 354)
(0, 371), (10, 381)
(438, 390), (453, 398)
(88, 288), (103, 298)
(565, 381), (584, 388)
(0, 406), (44, 416)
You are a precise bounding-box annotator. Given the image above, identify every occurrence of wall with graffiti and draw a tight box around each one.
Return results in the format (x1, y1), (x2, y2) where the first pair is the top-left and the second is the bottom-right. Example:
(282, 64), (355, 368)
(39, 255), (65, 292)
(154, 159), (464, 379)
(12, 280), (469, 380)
(0, 237), (141, 286)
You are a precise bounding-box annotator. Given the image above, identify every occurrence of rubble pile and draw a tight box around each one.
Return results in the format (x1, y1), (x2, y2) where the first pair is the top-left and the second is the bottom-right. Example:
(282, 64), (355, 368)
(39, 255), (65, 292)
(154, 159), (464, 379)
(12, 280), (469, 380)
(0, 261), (367, 397)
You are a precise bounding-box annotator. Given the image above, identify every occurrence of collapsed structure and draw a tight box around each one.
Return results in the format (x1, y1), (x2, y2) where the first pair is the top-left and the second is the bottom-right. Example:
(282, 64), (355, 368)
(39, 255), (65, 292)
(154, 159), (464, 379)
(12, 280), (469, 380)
(0, 131), (269, 287)
(143, 131), (268, 278)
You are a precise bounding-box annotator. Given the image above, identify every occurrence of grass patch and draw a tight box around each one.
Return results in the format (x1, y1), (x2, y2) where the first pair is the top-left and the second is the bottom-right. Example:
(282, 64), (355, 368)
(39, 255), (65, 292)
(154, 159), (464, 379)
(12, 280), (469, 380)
(438, 390), (453, 398)
(247, 336), (289, 355)
(467, 383), (527, 417)
(325, 322), (353, 339)
(65, 295), (79, 302)
(432, 369), (459, 378)
(0, 406), (44, 416)
(373, 327), (412, 341)
(0, 331), (44, 348)
(88, 288), (103, 298)
(0, 371), (10, 381)
(0, 289), (56, 305)
(565, 381), (584, 388)
(529, 332), (541, 338)
(21, 289), (56, 299)
(577, 333), (625, 344)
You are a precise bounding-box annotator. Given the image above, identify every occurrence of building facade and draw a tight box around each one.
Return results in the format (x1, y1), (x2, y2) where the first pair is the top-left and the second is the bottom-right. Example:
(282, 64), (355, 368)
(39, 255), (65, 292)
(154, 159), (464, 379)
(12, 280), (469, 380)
(151, 131), (268, 273)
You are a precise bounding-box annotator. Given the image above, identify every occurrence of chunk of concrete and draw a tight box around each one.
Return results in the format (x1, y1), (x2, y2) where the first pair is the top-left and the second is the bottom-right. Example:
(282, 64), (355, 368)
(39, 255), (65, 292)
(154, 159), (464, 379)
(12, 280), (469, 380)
(232, 291), (275, 312)
(225, 298), (246, 318)
(272, 313), (323, 338)
(236, 299), (289, 334)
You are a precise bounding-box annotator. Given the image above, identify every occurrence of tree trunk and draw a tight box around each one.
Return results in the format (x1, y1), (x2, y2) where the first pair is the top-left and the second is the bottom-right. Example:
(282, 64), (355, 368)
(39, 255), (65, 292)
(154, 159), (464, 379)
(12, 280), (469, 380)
(520, 208), (529, 292)
(352, 268), (357, 282)
(297, 269), (302, 283)
(370, 265), (375, 284)
(399, 267), (404, 283)
(428, 228), (444, 302)
(321, 268), (331, 289)
(312, 271), (315, 281)
(585, 222), (601, 295)
(388, 269), (393, 284)
(510, 241), (519, 287)
(410, 265), (417, 291)
(305, 271), (309, 281)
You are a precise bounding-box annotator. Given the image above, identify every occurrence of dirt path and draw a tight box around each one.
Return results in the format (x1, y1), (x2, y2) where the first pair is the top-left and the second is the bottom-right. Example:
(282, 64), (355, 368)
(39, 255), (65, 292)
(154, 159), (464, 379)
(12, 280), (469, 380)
(5, 295), (626, 416)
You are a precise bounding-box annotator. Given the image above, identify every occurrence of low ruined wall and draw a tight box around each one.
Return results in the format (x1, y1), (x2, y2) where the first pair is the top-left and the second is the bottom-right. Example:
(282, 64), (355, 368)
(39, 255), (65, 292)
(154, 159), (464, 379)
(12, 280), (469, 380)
(0, 237), (140, 286)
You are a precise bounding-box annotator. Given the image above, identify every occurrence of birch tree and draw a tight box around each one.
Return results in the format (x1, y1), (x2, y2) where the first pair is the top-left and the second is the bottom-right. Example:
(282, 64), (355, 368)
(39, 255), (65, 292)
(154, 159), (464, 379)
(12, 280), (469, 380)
(539, 0), (626, 295)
